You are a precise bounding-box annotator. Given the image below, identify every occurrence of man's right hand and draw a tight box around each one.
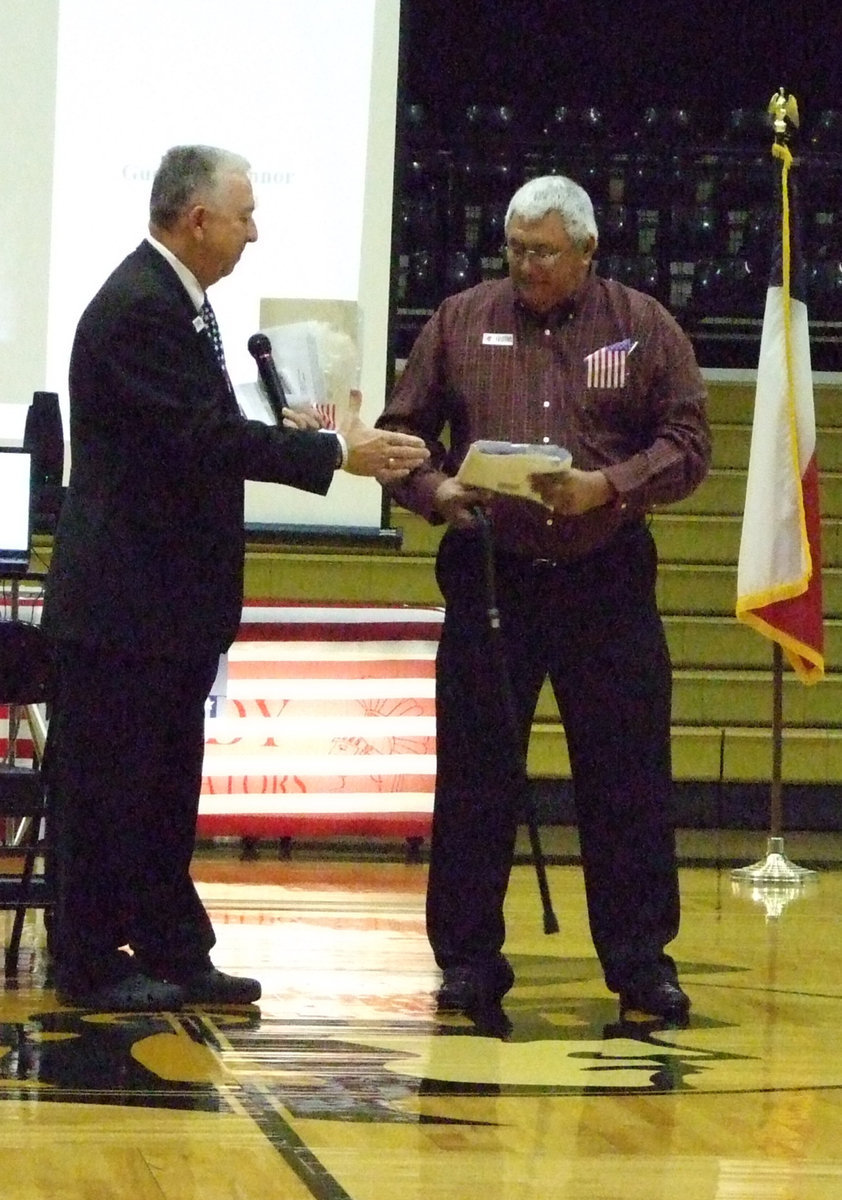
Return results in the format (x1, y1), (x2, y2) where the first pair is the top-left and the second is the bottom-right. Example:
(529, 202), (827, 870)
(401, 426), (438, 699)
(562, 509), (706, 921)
(339, 390), (429, 480)
(432, 478), (487, 528)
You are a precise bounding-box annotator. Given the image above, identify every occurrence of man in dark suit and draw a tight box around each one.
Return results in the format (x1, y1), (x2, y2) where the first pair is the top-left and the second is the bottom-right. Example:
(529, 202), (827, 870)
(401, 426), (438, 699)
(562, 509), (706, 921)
(41, 144), (427, 1011)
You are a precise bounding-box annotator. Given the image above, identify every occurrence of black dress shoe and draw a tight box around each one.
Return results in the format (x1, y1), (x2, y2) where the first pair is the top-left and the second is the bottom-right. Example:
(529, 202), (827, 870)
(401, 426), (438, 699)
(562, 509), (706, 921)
(56, 970), (184, 1012)
(178, 967), (262, 1005)
(619, 978), (690, 1026)
(436, 957), (515, 1014)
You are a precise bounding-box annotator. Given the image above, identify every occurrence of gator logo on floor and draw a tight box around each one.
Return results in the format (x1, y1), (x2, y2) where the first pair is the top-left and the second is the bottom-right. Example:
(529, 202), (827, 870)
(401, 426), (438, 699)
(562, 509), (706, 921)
(0, 988), (786, 1118)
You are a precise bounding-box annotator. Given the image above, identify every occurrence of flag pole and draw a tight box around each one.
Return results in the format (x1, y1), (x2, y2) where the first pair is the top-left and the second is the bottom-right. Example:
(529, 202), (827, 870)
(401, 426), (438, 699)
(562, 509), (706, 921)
(732, 643), (815, 885)
(770, 641), (783, 839)
(732, 88), (818, 888)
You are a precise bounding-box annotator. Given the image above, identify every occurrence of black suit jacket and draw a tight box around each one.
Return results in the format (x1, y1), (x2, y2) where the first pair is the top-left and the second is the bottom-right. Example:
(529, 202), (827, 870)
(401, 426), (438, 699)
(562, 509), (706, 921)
(42, 241), (338, 659)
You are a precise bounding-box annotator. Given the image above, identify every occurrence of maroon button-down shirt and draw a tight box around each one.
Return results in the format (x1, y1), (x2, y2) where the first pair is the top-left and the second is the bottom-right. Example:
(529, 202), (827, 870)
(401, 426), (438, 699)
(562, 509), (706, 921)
(379, 273), (711, 560)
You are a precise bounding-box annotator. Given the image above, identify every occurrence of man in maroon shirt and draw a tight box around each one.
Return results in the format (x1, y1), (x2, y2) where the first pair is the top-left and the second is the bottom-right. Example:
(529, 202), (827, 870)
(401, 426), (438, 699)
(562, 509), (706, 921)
(378, 174), (711, 1026)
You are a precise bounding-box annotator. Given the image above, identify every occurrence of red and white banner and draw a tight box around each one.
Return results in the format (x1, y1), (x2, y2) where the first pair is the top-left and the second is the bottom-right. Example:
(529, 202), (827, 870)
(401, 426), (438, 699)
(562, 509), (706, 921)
(198, 605), (443, 840)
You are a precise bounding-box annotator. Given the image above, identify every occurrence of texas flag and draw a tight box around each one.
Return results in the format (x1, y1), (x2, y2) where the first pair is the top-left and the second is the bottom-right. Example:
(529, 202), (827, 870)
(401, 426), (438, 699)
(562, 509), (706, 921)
(735, 141), (824, 682)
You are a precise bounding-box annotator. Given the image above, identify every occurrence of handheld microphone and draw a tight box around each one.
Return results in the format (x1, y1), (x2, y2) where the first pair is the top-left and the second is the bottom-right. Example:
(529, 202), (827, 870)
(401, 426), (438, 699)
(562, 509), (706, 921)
(247, 332), (287, 425)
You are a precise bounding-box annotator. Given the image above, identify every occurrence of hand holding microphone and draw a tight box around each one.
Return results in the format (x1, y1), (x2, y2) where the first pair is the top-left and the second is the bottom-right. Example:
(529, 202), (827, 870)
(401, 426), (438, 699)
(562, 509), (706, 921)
(279, 406), (321, 432)
(432, 477), (488, 528)
(246, 334), (427, 478)
(246, 332), (328, 430)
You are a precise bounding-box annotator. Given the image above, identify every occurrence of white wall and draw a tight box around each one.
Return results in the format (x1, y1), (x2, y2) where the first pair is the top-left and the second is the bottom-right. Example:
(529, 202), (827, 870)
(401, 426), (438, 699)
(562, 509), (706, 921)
(0, 0), (59, 431)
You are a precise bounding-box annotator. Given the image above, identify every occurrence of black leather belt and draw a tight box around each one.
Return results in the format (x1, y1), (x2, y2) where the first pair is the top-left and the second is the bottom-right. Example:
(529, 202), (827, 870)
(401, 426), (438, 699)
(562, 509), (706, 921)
(495, 520), (647, 572)
(496, 551), (567, 570)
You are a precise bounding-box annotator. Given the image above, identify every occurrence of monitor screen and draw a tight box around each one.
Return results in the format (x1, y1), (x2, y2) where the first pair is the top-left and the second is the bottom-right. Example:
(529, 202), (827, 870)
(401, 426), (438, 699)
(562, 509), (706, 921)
(0, 447), (32, 575)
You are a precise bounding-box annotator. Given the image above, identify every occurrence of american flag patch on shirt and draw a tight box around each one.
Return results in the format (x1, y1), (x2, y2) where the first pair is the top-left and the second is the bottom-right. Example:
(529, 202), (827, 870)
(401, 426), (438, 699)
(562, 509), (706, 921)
(585, 338), (638, 388)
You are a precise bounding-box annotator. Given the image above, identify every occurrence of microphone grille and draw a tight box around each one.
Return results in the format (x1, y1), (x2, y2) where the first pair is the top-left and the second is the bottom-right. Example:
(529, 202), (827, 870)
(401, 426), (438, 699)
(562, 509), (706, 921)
(247, 332), (271, 356)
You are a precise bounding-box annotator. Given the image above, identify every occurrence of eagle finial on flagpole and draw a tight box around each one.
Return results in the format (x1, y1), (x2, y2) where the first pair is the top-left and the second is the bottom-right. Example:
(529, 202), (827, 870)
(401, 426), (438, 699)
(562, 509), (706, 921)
(768, 88), (800, 144)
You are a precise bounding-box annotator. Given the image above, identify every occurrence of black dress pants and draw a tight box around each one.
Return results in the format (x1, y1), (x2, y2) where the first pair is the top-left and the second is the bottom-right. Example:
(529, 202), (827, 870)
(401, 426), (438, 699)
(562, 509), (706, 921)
(45, 640), (219, 991)
(427, 521), (681, 993)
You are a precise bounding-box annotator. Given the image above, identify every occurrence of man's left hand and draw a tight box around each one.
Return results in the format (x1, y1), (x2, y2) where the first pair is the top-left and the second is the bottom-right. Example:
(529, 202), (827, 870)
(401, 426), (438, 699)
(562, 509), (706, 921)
(281, 405), (321, 431)
(529, 467), (614, 516)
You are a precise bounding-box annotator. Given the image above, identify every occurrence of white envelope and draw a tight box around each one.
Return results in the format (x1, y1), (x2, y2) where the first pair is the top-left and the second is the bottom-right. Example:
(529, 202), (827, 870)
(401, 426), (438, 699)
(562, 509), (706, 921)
(456, 440), (572, 506)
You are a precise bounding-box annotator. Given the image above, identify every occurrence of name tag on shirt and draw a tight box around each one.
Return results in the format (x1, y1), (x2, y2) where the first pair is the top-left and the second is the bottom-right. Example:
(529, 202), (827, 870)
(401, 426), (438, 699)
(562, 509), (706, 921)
(482, 332), (514, 346)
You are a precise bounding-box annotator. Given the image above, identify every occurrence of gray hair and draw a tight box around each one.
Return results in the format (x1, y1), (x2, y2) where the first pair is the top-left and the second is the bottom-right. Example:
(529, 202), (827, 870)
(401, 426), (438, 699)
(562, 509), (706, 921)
(505, 175), (599, 248)
(149, 145), (251, 229)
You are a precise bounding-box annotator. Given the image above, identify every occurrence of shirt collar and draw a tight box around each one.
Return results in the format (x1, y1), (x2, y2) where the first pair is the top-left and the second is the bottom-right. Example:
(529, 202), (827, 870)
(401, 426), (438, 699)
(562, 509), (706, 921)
(145, 235), (205, 311)
(511, 269), (593, 328)
(514, 293), (577, 328)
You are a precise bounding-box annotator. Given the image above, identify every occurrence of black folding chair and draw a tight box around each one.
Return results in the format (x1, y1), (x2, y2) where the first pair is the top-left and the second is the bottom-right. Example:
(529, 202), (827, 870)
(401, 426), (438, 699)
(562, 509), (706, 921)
(0, 610), (54, 971)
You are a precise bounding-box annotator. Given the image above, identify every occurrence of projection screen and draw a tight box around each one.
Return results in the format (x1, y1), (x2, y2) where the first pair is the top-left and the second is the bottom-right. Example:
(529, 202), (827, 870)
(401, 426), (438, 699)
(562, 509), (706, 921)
(0, 0), (400, 534)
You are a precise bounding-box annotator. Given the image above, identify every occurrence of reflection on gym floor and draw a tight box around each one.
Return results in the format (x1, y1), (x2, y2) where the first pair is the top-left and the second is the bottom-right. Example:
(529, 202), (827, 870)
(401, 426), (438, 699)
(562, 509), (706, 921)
(3, 840), (842, 1200)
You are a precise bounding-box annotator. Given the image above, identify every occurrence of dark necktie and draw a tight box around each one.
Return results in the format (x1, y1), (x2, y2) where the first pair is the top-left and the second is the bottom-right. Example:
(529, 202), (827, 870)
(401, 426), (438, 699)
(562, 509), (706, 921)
(200, 297), (242, 414)
(201, 298), (227, 371)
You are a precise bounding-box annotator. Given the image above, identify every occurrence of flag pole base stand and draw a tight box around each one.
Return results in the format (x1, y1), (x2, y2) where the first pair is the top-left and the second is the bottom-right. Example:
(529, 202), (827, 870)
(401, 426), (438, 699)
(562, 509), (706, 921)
(731, 875), (817, 920)
(730, 836), (818, 883)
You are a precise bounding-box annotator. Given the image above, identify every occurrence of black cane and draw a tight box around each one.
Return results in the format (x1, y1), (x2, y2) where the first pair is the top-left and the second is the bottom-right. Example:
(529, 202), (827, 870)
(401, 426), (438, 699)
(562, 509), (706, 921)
(473, 509), (559, 935)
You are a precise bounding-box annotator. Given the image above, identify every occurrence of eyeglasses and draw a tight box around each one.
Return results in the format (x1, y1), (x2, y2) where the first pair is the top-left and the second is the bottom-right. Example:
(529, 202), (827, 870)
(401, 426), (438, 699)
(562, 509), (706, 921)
(503, 240), (566, 264)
